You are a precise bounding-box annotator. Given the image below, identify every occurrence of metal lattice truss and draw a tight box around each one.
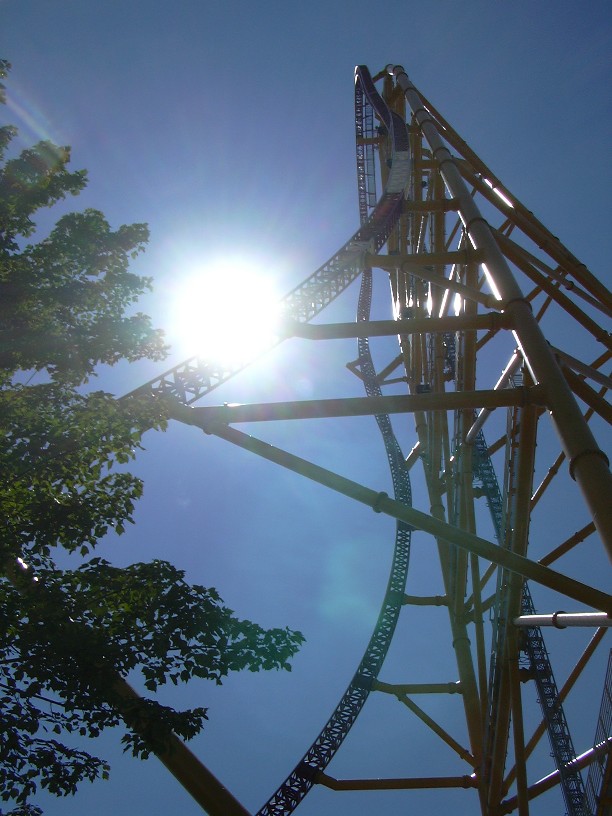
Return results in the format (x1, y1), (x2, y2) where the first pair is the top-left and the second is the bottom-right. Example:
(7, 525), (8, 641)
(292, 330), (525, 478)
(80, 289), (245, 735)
(131, 64), (611, 815)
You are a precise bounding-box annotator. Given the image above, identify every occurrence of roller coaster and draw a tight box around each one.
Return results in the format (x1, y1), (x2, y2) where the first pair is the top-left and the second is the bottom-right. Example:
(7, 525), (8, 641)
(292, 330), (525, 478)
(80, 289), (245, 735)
(129, 64), (612, 815)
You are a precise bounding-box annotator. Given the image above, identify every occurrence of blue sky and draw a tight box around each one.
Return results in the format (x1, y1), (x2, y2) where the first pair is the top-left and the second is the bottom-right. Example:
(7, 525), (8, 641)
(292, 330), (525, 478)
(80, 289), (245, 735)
(2, 1), (611, 814)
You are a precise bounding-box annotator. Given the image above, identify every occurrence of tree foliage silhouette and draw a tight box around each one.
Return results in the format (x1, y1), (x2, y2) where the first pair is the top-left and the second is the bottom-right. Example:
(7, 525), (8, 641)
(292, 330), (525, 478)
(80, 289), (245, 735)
(0, 59), (303, 815)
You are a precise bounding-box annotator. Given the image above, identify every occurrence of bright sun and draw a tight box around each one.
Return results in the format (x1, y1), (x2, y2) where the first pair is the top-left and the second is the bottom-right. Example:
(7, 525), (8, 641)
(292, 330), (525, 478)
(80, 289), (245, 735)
(168, 257), (284, 366)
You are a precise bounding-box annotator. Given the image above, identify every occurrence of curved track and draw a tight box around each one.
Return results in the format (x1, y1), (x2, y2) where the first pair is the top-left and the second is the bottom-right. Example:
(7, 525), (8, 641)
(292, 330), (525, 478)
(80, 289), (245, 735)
(127, 67), (408, 407)
(255, 65), (413, 816)
(126, 66), (417, 812)
(132, 63), (612, 815)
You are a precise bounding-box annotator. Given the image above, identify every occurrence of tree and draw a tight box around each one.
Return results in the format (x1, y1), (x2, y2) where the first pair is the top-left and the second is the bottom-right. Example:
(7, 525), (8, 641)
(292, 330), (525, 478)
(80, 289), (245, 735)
(0, 60), (304, 815)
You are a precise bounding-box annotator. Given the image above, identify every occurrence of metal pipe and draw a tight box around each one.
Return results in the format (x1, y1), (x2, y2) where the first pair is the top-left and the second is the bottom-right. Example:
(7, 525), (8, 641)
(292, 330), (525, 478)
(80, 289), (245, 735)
(7, 558), (250, 816)
(549, 346), (612, 389)
(168, 409), (612, 613)
(507, 629), (530, 815)
(407, 86), (612, 311)
(501, 738), (612, 813)
(387, 63), (612, 559)
(286, 312), (509, 340)
(316, 772), (477, 791)
(110, 680), (252, 816)
(403, 593), (447, 606)
(374, 680), (461, 695)
(185, 388), (544, 426)
(503, 627), (607, 793)
(367, 249), (482, 267)
(538, 521), (596, 566)
(513, 612), (612, 628)
(404, 440), (422, 470)
(417, 413), (485, 781)
(366, 253), (494, 308)
(494, 229), (612, 343)
(489, 397), (538, 810)
(562, 366), (612, 425)
(464, 351), (522, 444)
(397, 694), (475, 765)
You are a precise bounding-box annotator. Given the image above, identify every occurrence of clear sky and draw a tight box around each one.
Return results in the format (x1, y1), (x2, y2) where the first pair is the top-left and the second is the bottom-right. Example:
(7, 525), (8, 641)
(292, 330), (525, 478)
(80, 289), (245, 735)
(2, 1), (611, 815)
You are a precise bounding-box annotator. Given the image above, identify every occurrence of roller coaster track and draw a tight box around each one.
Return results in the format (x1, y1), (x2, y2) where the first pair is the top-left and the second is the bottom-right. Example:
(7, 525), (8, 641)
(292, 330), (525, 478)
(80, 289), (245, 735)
(472, 423), (588, 814)
(255, 270), (412, 815)
(127, 64), (415, 815)
(255, 65), (413, 816)
(127, 66), (408, 406)
(585, 650), (612, 814)
(128, 63), (611, 814)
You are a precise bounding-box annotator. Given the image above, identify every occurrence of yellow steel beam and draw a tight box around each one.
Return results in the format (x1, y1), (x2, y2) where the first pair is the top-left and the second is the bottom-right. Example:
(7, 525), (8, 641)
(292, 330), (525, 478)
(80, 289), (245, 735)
(374, 256), (490, 313)
(508, 627), (530, 815)
(494, 232), (612, 347)
(287, 312), (511, 340)
(315, 772), (478, 791)
(488, 394), (538, 812)
(562, 366), (612, 425)
(7, 559), (250, 816)
(367, 249), (484, 268)
(165, 415), (612, 621)
(182, 387), (547, 426)
(404, 198), (459, 212)
(374, 680), (461, 695)
(501, 738), (612, 814)
(410, 87), (612, 310)
(388, 64), (612, 557)
(538, 521), (597, 567)
(395, 694), (476, 766)
(503, 627), (608, 794)
(402, 593), (447, 606)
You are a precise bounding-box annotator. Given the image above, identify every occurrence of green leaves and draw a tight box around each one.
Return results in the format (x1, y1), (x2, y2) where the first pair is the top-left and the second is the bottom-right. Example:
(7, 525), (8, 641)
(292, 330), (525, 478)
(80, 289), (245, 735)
(0, 559), (304, 806)
(0, 137), (87, 251)
(0, 58), (303, 814)
(0, 385), (167, 565)
(0, 207), (166, 383)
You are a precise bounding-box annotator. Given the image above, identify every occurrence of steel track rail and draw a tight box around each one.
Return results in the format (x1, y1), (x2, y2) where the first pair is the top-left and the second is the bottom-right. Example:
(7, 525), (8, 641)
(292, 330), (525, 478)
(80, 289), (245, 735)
(255, 66), (411, 816)
(115, 63), (411, 816)
(125, 67), (408, 407)
(472, 429), (587, 813)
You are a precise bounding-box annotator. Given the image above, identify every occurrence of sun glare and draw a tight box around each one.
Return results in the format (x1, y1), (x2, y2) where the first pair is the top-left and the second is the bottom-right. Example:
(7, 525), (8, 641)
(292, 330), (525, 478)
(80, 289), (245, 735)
(169, 258), (284, 365)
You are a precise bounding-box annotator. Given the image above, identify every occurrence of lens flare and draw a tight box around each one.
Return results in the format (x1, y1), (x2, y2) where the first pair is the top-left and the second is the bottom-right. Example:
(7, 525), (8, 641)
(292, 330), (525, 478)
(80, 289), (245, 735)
(168, 257), (283, 365)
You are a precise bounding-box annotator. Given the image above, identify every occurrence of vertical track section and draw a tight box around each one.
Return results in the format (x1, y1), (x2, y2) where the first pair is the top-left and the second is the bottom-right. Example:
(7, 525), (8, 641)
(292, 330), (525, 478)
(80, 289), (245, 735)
(386, 62), (612, 556)
(520, 590), (588, 814)
(126, 62), (610, 814)
(473, 424), (588, 814)
(585, 651), (612, 814)
(255, 66), (412, 816)
(125, 69), (408, 407)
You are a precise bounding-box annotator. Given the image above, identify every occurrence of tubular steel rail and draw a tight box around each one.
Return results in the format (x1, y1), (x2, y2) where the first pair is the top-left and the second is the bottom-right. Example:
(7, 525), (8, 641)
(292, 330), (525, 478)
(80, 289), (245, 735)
(255, 65), (412, 816)
(255, 273), (412, 816)
(585, 650), (612, 815)
(521, 589), (588, 814)
(122, 66), (415, 811)
(472, 426), (588, 814)
(121, 63), (611, 815)
(126, 66), (407, 407)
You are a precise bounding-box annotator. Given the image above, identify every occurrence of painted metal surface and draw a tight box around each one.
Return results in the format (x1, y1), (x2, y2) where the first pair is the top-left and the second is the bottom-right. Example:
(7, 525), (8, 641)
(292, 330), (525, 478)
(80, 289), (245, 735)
(137, 64), (611, 814)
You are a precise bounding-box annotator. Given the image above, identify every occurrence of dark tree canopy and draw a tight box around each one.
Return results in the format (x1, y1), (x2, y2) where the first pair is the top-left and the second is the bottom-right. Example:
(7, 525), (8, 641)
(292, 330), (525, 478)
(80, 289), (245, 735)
(0, 59), (303, 815)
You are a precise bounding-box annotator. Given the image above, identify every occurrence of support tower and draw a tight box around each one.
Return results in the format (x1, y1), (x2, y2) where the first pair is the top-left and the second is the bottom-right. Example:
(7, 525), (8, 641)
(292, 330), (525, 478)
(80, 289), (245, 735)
(133, 64), (612, 815)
